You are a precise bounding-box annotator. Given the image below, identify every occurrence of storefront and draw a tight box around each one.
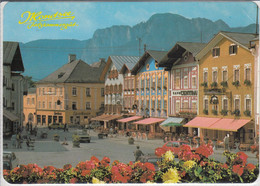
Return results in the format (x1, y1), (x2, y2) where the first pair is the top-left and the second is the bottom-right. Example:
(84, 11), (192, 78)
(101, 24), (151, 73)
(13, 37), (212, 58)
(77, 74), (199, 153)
(36, 110), (65, 126)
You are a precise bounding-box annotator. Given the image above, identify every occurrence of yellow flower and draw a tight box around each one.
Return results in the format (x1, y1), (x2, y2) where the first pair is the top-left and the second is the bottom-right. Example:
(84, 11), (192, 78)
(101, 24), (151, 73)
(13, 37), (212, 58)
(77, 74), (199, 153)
(164, 150), (174, 161)
(183, 160), (196, 170)
(92, 177), (105, 184)
(162, 168), (180, 183)
(146, 181), (155, 184)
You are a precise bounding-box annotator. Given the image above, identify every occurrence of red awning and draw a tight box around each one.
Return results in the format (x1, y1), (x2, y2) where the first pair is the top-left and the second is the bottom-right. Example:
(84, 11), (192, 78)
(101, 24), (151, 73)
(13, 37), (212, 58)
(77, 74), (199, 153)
(117, 116), (142, 123)
(184, 117), (221, 129)
(209, 119), (251, 131)
(133, 118), (165, 125)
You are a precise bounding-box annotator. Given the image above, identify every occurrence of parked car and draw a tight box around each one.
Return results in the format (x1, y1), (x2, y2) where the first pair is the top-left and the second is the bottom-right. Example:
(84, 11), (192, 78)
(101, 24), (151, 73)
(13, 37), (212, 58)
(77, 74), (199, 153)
(139, 154), (162, 171)
(3, 151), (19, 170)
(155, 140), (190, 157)
(48, 123), (64, 130)
(76, 130), (91, 143)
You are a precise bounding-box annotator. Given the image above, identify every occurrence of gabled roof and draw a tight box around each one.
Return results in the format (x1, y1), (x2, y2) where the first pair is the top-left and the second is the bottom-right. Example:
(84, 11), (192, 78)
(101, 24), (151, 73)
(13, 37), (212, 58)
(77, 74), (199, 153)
(159, 42), (206, 68)
(37, 59), (105, 84)
(3, 41), (24, 72)
(100, 55), (139, 80)
(131, 50), (167, 75)
(196, 31), (257, 60)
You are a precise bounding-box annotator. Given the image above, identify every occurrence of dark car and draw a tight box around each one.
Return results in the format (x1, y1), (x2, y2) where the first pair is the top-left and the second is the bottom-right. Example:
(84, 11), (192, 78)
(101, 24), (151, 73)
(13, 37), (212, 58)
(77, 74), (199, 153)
(48, 123), (63, 130)
(139, 154), (162, 171)
(3, 151), (19, 170)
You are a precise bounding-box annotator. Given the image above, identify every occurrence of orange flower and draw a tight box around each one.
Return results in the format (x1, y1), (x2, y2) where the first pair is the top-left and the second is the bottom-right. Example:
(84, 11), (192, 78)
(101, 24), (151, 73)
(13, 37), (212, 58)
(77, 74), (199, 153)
(246, 163), (256, 171)
(232, 164), (244, 176)
(69, 177), (78, 183)
(81, 170), (91, 177)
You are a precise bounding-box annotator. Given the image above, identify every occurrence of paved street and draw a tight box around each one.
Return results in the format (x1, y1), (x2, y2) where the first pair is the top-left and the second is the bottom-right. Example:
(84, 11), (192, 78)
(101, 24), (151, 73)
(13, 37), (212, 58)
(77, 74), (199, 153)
(3, 127), (258, 168)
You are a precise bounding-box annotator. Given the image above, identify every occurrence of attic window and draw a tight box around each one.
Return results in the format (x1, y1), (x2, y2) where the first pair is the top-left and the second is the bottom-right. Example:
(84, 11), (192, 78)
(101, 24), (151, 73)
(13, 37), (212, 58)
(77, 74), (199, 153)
(212, 48), (220, 57)
(229, 44), (237, 55)
(58, 72), (65, 78)
(155, 61), (159, 69)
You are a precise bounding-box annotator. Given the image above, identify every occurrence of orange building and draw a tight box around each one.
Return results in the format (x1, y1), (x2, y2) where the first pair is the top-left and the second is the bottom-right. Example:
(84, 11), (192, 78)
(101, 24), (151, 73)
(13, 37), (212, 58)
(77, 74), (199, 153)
(185, 31), (256, 145)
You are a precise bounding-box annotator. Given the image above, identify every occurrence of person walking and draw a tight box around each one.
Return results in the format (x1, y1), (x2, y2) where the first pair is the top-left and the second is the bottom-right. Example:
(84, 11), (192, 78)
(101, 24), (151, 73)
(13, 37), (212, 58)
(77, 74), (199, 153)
(134, 146), (144, 162)
(64, 123), (67, 132)
(224, 134), (230, 152)
(16, 133), (22, 149)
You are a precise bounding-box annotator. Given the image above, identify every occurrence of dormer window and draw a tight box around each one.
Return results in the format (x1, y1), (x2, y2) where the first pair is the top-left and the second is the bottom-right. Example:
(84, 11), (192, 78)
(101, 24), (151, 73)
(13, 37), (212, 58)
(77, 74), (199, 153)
(58, 72), (65, 78)
(229, 44), (237, 55)
(212, 47), (220, 57)
(155, 61), (159, 69)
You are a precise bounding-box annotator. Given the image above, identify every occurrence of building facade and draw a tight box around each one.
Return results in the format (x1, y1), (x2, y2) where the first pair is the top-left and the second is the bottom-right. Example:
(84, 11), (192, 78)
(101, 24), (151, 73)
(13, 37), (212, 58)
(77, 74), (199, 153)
(34, 55), (105, 126)
(23, 88), (36, 125)
(3, 42), (27, 135)
(101, 56), (139, 115)
(132, 50), (168, 118)
(185, 31), (257, 144)
(159, 42), (206, 134)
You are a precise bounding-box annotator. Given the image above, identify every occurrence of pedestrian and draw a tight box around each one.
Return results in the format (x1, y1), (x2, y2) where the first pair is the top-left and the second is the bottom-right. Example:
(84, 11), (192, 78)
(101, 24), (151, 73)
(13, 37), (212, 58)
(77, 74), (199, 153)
(26, 122), (29, 132)
(64, 123), (67, 132)
(109, 127), (113, 135)
(16, 133), (22, 149)
(193, 130), (197, 137)
(224, 134), (230, 151)
(134, 146), (144, 162)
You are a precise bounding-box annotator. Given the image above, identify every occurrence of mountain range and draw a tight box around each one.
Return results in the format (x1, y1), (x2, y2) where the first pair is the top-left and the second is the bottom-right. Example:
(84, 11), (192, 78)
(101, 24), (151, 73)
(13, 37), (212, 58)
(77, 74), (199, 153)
(19, 13), (258, 80)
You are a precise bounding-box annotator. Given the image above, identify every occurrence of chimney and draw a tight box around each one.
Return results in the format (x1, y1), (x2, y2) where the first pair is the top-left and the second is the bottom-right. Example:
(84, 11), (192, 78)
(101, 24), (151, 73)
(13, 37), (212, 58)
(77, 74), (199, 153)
(100, 58), (106, 63)
(68, 54), (76, 63)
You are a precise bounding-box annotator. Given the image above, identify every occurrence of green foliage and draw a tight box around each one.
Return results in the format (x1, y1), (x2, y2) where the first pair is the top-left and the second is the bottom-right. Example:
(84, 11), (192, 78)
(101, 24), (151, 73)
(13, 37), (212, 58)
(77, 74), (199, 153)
(201, 82), (208, 87)
(221, 110), (228, 116)
(220, 81), (228, 87)
(232, 81), (240, 87)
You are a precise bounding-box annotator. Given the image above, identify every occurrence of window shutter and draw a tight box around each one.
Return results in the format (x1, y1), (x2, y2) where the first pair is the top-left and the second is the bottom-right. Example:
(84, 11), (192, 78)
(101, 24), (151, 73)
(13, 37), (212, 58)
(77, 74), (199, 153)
(229, 46), (232, 54)
(217, 48), (220, 56)
(234, 45), (237, 54)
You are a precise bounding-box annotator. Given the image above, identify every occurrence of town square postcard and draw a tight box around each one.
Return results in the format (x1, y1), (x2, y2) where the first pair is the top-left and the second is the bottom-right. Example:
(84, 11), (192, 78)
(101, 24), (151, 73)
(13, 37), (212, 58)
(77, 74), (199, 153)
(1, 0), (260, 185)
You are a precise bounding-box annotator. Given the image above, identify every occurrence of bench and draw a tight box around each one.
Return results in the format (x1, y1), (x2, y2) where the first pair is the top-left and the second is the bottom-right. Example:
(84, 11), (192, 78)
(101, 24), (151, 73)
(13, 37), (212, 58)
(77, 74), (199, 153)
(239, 144), (251, 151)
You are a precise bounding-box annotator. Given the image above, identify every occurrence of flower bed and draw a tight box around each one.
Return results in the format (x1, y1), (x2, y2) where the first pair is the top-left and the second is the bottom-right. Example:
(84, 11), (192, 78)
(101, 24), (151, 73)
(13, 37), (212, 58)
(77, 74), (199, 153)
(3, 145), (259, 183)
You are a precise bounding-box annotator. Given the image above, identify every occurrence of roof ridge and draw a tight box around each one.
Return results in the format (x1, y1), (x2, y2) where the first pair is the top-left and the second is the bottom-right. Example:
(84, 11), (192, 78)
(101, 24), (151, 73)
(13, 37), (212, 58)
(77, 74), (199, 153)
(63, 60), (82, 82)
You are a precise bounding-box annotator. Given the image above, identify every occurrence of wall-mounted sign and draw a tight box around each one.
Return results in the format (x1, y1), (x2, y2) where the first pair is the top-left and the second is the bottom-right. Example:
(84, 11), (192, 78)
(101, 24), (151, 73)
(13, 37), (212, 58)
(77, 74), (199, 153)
(172, 90), (197, 96)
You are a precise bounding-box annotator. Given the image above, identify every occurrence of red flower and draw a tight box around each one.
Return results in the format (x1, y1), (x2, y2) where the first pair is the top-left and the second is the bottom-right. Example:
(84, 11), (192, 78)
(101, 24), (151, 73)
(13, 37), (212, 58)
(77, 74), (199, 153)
(63, 164), (72, 170)
(221, 163), (229, 169)
(144, 162), (155, 171)
(180, 170), (186, 177)
(3, 169), (10, 176)
(200, 161), (207, 167)
(69, 177), (78, 183)
(195, 144), (213, 158)
(235, 152), (248, 166)
(246, 163), (256, 171)
(90, 156), (100, 163)
(81, 170), (91, 177)
(232, 164), (244, 176)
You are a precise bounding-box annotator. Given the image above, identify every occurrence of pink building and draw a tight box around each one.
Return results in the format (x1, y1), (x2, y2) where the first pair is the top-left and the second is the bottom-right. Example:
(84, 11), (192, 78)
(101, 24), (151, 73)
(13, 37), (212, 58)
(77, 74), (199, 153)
(159, 42), (206, 134)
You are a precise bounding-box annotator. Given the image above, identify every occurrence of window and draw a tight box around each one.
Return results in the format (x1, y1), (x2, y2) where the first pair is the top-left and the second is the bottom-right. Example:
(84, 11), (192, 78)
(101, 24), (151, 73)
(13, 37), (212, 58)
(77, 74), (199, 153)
(86, 88), (90, 97)
(101, 102), (104, 108)
(234, 69), (240, 82)
(245, 68), (251, 81)
(155, 61), (159, 69)
(48, 88), (52, 93)
(101, 88), (104, 97)
(223, 99), (228, 110)
(86, 102), (91, 110)
(32, 98), (35, 105)
(183, 76), (188, 88)
(27, 98), (30, 105)
(222, 70), (228, 81)
(163, 100), (167, 110)
(204, 99), (209, 110)
(39, 88), (41, 96)
(72, 102), (77, 110)
(203, 71), (208, 83)
(146, 64), (150, 70)
(234, 99), (240, 110)
(245, 99), (251, 111)
(59, 88), (62, 96)
(49, 102), (52, 109)
(152, 100), (155, 109)
(192, 76), (197, 88)
(54, 88), (57, 95)
(229, 45), (237, 55)
(42, 101), (45, 108)
(182, 101), (189, 112)
(212, 47), (220, 57)
(72, 87), (77, 96)
(158, 100), (161, 110)
(146, 78), (150, 89)
(192, 101), (197, 112)
(38, 101), (41, 108)
(176, 101), (180, 113)
(54, 102), (57, 109)
(42, 88), (45, 95)
(146, 100), (149, 108)
(70, 116), (73, 123)
(158, 77), (162, 88)
(213, 71), (218, 82)
(175, 73), (180, 88)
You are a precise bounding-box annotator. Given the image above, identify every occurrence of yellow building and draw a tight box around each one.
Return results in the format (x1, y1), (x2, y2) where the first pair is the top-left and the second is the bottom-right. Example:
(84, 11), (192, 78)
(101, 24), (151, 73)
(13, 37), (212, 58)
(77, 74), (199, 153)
(185, 31), (257, 144)
(23, 88), (36, 126)
(34, 55), (106, 126)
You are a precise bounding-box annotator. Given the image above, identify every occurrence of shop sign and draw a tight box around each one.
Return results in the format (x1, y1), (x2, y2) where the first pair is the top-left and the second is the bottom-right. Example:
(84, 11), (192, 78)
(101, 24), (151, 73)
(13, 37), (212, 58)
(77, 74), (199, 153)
(172, 90), (197, 96)
(54, 112), (62, 115)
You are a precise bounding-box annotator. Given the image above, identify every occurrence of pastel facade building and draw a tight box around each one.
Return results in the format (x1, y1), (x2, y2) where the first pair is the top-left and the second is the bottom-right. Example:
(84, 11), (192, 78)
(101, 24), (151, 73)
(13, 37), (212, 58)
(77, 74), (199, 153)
(35, 55), (106, 126)
(185, 31), (256, 144)
(159, 42), (206, 134)
(23, 88), (36, 125)
(3, 42), (27, 135)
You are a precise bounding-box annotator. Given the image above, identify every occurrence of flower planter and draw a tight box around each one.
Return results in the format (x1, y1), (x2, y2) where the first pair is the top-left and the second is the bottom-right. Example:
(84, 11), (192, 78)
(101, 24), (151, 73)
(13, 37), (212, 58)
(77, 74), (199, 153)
(128, 137), (134, 145)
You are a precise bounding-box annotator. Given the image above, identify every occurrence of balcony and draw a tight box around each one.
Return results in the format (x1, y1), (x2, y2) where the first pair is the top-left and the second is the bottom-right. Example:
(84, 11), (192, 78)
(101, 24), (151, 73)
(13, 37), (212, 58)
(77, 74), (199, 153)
(177, 108), (197, 118)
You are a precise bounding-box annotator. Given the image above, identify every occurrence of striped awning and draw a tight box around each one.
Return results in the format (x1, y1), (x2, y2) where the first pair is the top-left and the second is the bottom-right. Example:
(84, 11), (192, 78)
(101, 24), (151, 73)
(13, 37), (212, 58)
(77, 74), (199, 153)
(3, 109), (19, 121)
(160, 117), (184, 127)
(103, 115), (122, 122)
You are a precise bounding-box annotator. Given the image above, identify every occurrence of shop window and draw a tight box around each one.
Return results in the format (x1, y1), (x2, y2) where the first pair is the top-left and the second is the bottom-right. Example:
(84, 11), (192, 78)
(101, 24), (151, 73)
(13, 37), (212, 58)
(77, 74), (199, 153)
(53, 116), (57, 123)
(48, 116), (52, 124)
(58, 116), (63, 123)
(229, 44), (237, 55)
(42, 115), (46, 124)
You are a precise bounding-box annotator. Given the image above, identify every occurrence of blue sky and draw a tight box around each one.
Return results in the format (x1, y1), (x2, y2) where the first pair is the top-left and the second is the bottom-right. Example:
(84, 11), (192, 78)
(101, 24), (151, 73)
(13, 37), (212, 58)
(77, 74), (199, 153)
(3, 1), (258, 43)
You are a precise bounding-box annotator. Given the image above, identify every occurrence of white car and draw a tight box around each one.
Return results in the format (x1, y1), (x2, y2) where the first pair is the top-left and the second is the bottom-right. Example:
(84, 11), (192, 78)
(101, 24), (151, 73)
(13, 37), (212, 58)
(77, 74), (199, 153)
(3, 151), (19, 170)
